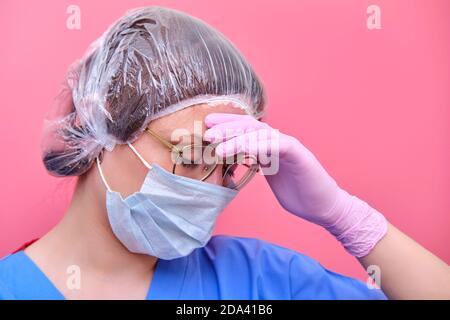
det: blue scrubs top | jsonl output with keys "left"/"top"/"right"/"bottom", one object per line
{"left": 0, "top": 235, "right": 387, "bottom": 300}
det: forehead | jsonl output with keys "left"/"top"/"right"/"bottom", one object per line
{"left": 149, "top": 102, "right": 248, "bottom": 135}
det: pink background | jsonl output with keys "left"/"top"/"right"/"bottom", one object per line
{"left": 0, "top": 0, "right": 449, "bottom": 281}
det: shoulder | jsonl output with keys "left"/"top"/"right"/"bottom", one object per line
{"left": 0, "top": 252, "right": 25, "bottom": 299}
{"left": 195, "top": 235, "right": 323, "bottom": 298}
{"left": 0, "top": 251, "right": 24, "bottom": 278}
{"left": 202, "top": 234, "right": 332, "bottom": 279}
{"left": 198, "top": 235, "right": 387, "bottom": 299}
{"left": 203, "top": 234, "right": 320, "bottom": 267}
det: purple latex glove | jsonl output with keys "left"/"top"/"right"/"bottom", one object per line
{"left": 204, "top": 113, "right": 387, "bottom": 258}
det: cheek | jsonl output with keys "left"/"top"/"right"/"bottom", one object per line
{"left": 100, "top": 149, "right": 148, "bottom": 197}
{"left": 133, "top": 140, "right": 174, "bottom": 172}
{"left": 150, "top": 151, "right": 176, "bottom": 173}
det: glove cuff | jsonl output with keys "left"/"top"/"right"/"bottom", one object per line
{"left": 322, "top": 189, "right": 388, "bottom": 258}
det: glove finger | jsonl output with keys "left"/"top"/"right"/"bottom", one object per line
{"left": 204, "top": 113, "right": 253, "bottom": 127}
{"left": 204, "top": 118, "right": 269, "bottom": 143}
{"left": 215, "top": 129, "right": 279, "bottom": 159}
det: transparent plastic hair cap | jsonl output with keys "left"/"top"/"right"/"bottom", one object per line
{"left": 41, "top": 6, "right": 266, "bottom": 177}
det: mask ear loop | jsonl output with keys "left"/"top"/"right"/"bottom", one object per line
{"left": 96, "top": 156, "right": 112, "bottom": 192}
{"left": 127, "top": 142, "right": 153, "bottom": 170}
{"left": 95, "top": 149, "right": 112, "bottom": 192}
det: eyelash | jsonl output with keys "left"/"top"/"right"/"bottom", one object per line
{"left": 180, "top": 163, "right": 235, "bottom": 177}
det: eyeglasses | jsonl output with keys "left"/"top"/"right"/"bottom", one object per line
{"left": 145, "top": 127, "right": 259, "bottom": 190}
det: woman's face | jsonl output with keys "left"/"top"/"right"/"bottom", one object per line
{"left": 96, "top": 103, "right": 247, "bottom": 197}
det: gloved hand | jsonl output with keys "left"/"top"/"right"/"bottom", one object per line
{"left": 204, "top": 113, "right": 388, "bottom": 258}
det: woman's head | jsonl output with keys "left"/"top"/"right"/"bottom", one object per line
{"left": 42, "top": 6, "right": 266, "bottom": 178}
{"left": 97, "top": 102, "right": 248, "bottom": 198}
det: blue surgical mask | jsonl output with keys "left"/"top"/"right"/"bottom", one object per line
{"left": 96, "top": 144, "right": 238, "bottom": 260}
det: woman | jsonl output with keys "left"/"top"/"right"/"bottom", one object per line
{"left": 0, "top": 6, "right": 448, "bottom": 300}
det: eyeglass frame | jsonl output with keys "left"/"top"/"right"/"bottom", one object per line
{"left": 144, "top": 127, "right": 259, "bottom": 190}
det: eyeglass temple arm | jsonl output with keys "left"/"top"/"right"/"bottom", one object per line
{"left": 145, "top": 127, "right": 181, "bottom": 153}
